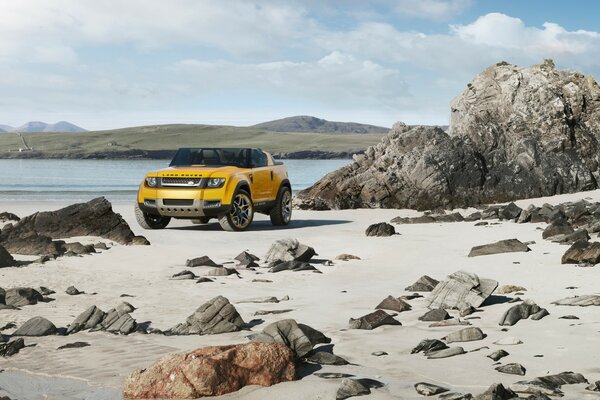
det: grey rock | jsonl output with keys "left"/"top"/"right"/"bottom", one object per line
{"left": 499, "top": 203, "right": 522, "bottom": 220}
{"left": 371, "top": 351, "right": 387, "bottom": 356}
{"left": 439, "top": 393, "right": 473, "bottom": 400}
{"left": 530, "top": 308, "right": 550, "bottom": 320}
{"left": 264, "top": 238, "right": 316, "bottom": 263}
{"left": 4, "top": 287, "right": 43, "bottom": 307}
{"left": 444, "top": 327, "right": 485, "bottom": 343}
{"left": 254, "top": 319, "right": 330, "bottom": 357}
{"left": 427, "top": 270, "right": 498, "bottom": 309}
{"left": 269, "top": 260, "right": 316, "bottom": 273}
{"left": 558, "top": 315, "right": 579, "bottom": 319}
{"left": 93, "top": 242, "right": 108, "bottom": 250}
{"left": 186, "top": 256, "right": 220, "bottom": 268}
{"left": 13, "top": 316, "right": 57, "bottom": 336}
{"left": 0, "top": 338, "right": 25, "bottom": 357}
{"left": 305, "top": 351, "right": 349, "bottom": 365}
{"left": 37, "top": 286, "right": 55, "bottom": 296}
{"left": 375, "top": 295, "right": 411, "bottom": 313}
{"left": 427, "top": 346, "right": 466, "bottom": 359}
{"left": 494, "top": 336, "right": 523, "bottom": 345}
{"left": 65, "top": 286, "right": 83, "bottom": 295}
{"left": 497, "top": 285, "right": 527, "bottom": 294}
{"left": 542, "top": 219, "right": 574, "bottom": 239}
{"left": 487, "top": 349, "right": 509, "bottom": 361}
{"left": 195, "top": 277, "right": 214, "bottom": 283}
{"left": 348, "top": 310, "right": 401, "bottom": 330}
{"left": 405, "top": 275, "right": 439, "bottom": 292}
{"left": 204, "top": 266, "right": 238, "bottom": 276}
{"left": 586, "top": 381, "right": 600, "bottom": 392}
{"left": 253, "top": 309, "right": 293, "bottom": 316}
{"left": 167, "top": 296, "right": 244, "bottom": 335}
{"left": 499, "top": 300, "right": 548, "bottom": 326}
{"left": 365, "top": 222, "right": 395, "bottom": 237}
{"left": 66, "top": 305, "right": 106, "bottom": 334}
{"left": 418, "top": 308, "right": 449, "bottom": 322}
{"left": 561, "top": 240, "right": 600, "bottom": 265}
{"left": 411, "top": 339, "right": 449, "bottom": 355}
{"left": 429, "top": 319, "right": 471, "bottom": 328}
{"left": 0, "top": 245, "right": 16, "bottom": 268}
{"left": 533, "top": 371, "right": 588, "bottom": 388}
{"left": 551, "top": 229, "right": 590, "bottom": 244}
{"left": 552, "top": 295, "right": 600, "bottom": 306}
{"left": 237, "top": 296, "right": 279, "bottom": 304}
{"left": 458, "top": 303, "right": 476, "bottom": 317}
{"left": 63, "top": 242, "right": 96, "bottom": 255}
{"left": 234, "top": 251, "right": 260, "bottom": 267}
{"left": 509, "top": 381, "right": 563, "bottom": 397}
{"left": 104, "top": 313, "right": 137, "bottom": 335}
{"left": 414, "top": 382, "right": 449, "bottom": 396}
{"left": 57, "top": 341, "right": 91, "bottom": 350}
{"left": 496, "top": 363, "right": 526, "bottom": 376}
{"left": 315, "top": 373, "right": 355, "bottom": 379}
{"left": 474, "top": 383, "right": 516, "bottom": 400}
{"left": 171, "top": 270, "right": 196, "bottom": 279}
{"left": 336, "top": 378, "right": 370, "bottom": 400}
{"left": 468, "top": 239, "right": 530, "bottom": 257}
{"left": 116, "top": 301, "right": 135, "bottom": 314}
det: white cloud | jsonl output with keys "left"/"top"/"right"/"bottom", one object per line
{"left": 392, "top": 0, "right": 473, "bottom": 20}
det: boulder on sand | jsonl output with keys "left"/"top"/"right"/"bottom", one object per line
{"left": 405, "top": 275, "right": 439, "bottom": 292}
{"left": 264, "top": 239, "right": 315, "bottom": 263}
{"left": 13, "top": 316, "right": 57, "bottom": 336}
{"left": 499, "top": 300, "right": 549, "bottom": 326}
{"left": 552, "top": 295, "right": 600, "bottom": 306}
{"left": 375, "top": 295, "right": 411, "bottom": 313}
{"left": 123, "top": 342, "right": 296, "bottom": 399}
{"left": 0, "top": 245, "right": 16, "bottom": 268}
{"left": 349, "top": 310, "right": 401, "bottom": 330}
{"left": 167, "top": 296, "right": 245, "bottom": 335}
{"left": 365, "top": 222, "right": 396, "bottom": 237}
{"left": 468, "top": 239, "right": 530, "bottom": 257}
{"left": 250, "top": 319, "right": 330, "bottom": 357}
{"left": 4, "top": 287, "right": 43, "bottom": 307}
{"left": 561, "top": 240, "right": 600, "bottom": 265}
{"left": 426, "top": 271, "right": 498, "bottom": 310}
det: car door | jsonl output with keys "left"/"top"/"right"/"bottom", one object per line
{"left": 249, "top": 149, "right": 271, "bottom": 202}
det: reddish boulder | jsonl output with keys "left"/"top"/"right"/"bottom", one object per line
{"left": 123, "top": 342, "right": 296, "bottom": 399}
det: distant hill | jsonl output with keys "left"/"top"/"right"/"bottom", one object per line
{"left": 0, "top": 121, "right": 87, "bottom": 133}
{"left": 252, "top": 115, "right": 389, "bottom": 134}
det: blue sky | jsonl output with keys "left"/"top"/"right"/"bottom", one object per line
{"left": 1, "top": 0, "right": 600, "bottom": 130}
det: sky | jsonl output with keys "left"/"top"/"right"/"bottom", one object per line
{"left": 1, "top": 0, "right": 600, "bottom": 130}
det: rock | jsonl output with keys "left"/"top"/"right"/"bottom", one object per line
{"left": 254, "top": 309, "right": 293, "bottom": 316}
{"left": 406, "top": 275, "right": 439, "bottom": 292}
{"left": 429, "top": 319, "right": 471, "bottom": 328}
{"left": 552, "top": 295, "right": 600, "bottom": 306}
{"left": 63, "top": 242, "right": 96, "bottom": 255}
{"left": 499, "top": 203, "right": 522, "bottom": 220}
{"left": 0, "top": 338, "right": 25, "bottom": 357}
{"left": 196, "top": 277, "right": 215, "bottom": 283}
{"left": 37, "top": 286, "right": 55, "bottom": 296}
{"left": 533, "top": 371, "right": 588, "bottom": 387}
{"left": 116, "top": 302, "right": 135, "bottom": 314}
{"left": 234, "top": 251, "right": 260, "bottom": 267}
{"left": 186, "top": 256, "right": 220, "bottom": 268}
{"left": 375, "top": 295, "right": 411, "bottom": 313}
{"left": 427, "top": 270, "right": 498, "bottom": 309}
{"left": 305, "top": 351, "right": 349, "bottom": 365}
{"left": 458, "top": 303, "right": 476, "bottom": 317}
{"left": 104, "top": 312, "right": 137, "bottom": 335}
{"left": 468, "top": 239, "right": 530, "bottom": 257}
{"left": 414, "top": 382, "right": 449, "bottom": 396}
{"left": 0, "top": 198, "right": 145, "bottom": 255}
{"left": 0, "top": 211, "right": 19, "bottom": 223}
{"left": 365, "top": 222, "right": 396, "bottom": 237}
{"left": 427, "top": 346, "right": 466, "bottom": 359}
{"left": 13, "top": 316, "right": 57, "bottom": 336}
{"left": 509, "top": 381, "right": 563, "bottom": 397}
{"left": 204, "top": 266, "right": 238, "bottom": 276}
{"left": 561, "top": 240, "right": 600, "bottom": 264}
{"left": 172, "top": 270, "right": 196, "bottom": 280}
{"left": 252, "top": 319, "right": 330, "bottom": 357}
{"left": 0, "top": 245, "right": 16, "bottom": 268}
{"left": 499, "top": 300, "right": 548, "bottom": 326}
{"left": 474, "top": 221, "right": 488, "bottom": 226}
{"left": 371, "top": 351, "right": 387, "bottom": 356}
{"left": 297, "top": 62, "right": 600, "bottom": 211}
{"left": 65, "top": 286, "right": 83, "bottom": 295}
{"left": 348, "top": 310, "right": 401, "bottom": 330}
{"left": 123, "top": 342, "right": 296, "bottom": 399}
{"left": 269, "top": 260, "right": 316, "bottom": 273}
{"left": 531, "top": 308, "right": 549, "bottom": 320}
{"left": 238, "top": 297, "right": 279, "bottom": 304}
{"left": 66, "top": 305, "right": 106, "bottom": 334}
{"left": 551, "top": 229, "right": 590, "bottom": 244}
{"left": 439, "top": 393, "right": 473, "bottom": 400}
{"left": 94, "top": 242, "right": 109, "bottom": 250}
{"left": 315, "top": 373, "right": 355, "bottom": 379}
{"left": 251, "top": 279, "right": 271, "bottom": 283}
{"left": 418, "top": 308, "right": 449, "bottom": 321}
{"left": 167, "top": 296, "right": 244, "bottom": 335}
{"left": 497, "top": 285, "right": 527, "bottom": 294}
{"left": 4, "top": 287, "right": 43, "bottom": 307}
{"left": 496, "top": 363, "right": 526, "bottom": 376}
{"left": 444, "top": 327, "right": 485, "bottom": 343}
{"left": 411, "top": 339, "right": 449, "bottom": 355}
{"left": 558, "top": 315, "right": 579, "bottom": 319}
{"left": 493, "top": 336, "right": 522, "bottom": 345}
{"left": 488, "top": 349, "right": 509, "bottom": 361}
{"left": 336, "top": 378, "right": 370, "bottom": 400}
{"left": 543, "top": 219, "right": 574, "bottom": 239}
{"left": 474, "top": 383, "right": 516, "bottom": 400}
{"left": 586, "top": 381, "right": 600, "bottom": 392}
{"left": 335, "top": 254, "right": 361, "bottom": 261}
{"left": 264, "top": 239, "right": 316, "bottom": 263}
{"left": 57, "top": 341, "right": 91, "bottom": 350}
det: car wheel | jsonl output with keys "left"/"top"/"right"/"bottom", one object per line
{"left": 219, "top": 189, "right": 254, "bottom": 231}
{"left": 134, "top": 202, "right": 171, "bottom": 229}
{"left": 270, "top": 186, "right": 292, "bottom": 226}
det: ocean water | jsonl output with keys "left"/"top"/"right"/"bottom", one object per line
{"left": 0, "top": 159, "right": 348, "bottom": 202}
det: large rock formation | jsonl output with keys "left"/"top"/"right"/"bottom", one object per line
{"left": 296, "top": 60, "right": 600, "bottom": 210}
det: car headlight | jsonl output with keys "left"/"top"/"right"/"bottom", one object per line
{"left": 206, "top": 178, "right": 225, "bottom": 188}
{"left": 145, "top": 177, "right": 158, "bottom": 187}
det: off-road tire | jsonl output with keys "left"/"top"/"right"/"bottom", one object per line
{"left": 134, "top": 202, "right": 171, "bottom": 229}
{"left": 270, "top": 186, "right": 292, "bottom": 226}
{"left": 219, "top": 189, "right": 254, "bottom": 231}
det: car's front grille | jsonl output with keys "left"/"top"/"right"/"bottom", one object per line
{"left": 160, "top": 177, "right": 204, "bottom": 187}
{"left": 163, "top": 199, "right": 194, "bottom": 206}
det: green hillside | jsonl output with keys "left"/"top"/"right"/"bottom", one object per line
{"left": 0, "top": 124, "right": 386, "bottom": 158}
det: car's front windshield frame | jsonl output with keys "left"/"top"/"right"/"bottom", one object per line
{"left": 169, "top": 148, "right": 252, "bottom": 168}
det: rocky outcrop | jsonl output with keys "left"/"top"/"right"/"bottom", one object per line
{"left": 426, "top": 271, "right": 497, "bottom": 309}
{"left": 66, "top": 302, "right": 137, "bottom": 335}
{"left": 0, "top": 198, "right": 147, "bottom": 255}
{"left": 250, "top": 319, "right": 331, "bottom": 358}
{"left": 296, "top": 61, "right": 600, "bottom": 210}
{"left": 123, "top": 342, "right": 296, "bottom": 399}
{"left": 167, "top": 296, "right": 244, "bottom": 335}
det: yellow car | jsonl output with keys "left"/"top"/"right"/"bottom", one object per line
{"left": 135, "top": 147, "right": 292, "bottom": 231}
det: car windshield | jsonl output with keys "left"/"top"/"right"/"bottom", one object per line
{"left": 169, "top": 148, "right": 250, "bottom": 167}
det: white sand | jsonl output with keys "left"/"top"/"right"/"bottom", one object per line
{"left": 2, "top": 190, "right": 600, "bottom": 399}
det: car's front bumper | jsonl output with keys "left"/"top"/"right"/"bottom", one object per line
{"left": 139, "top": 198, "right": 230, "bottom": 218}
